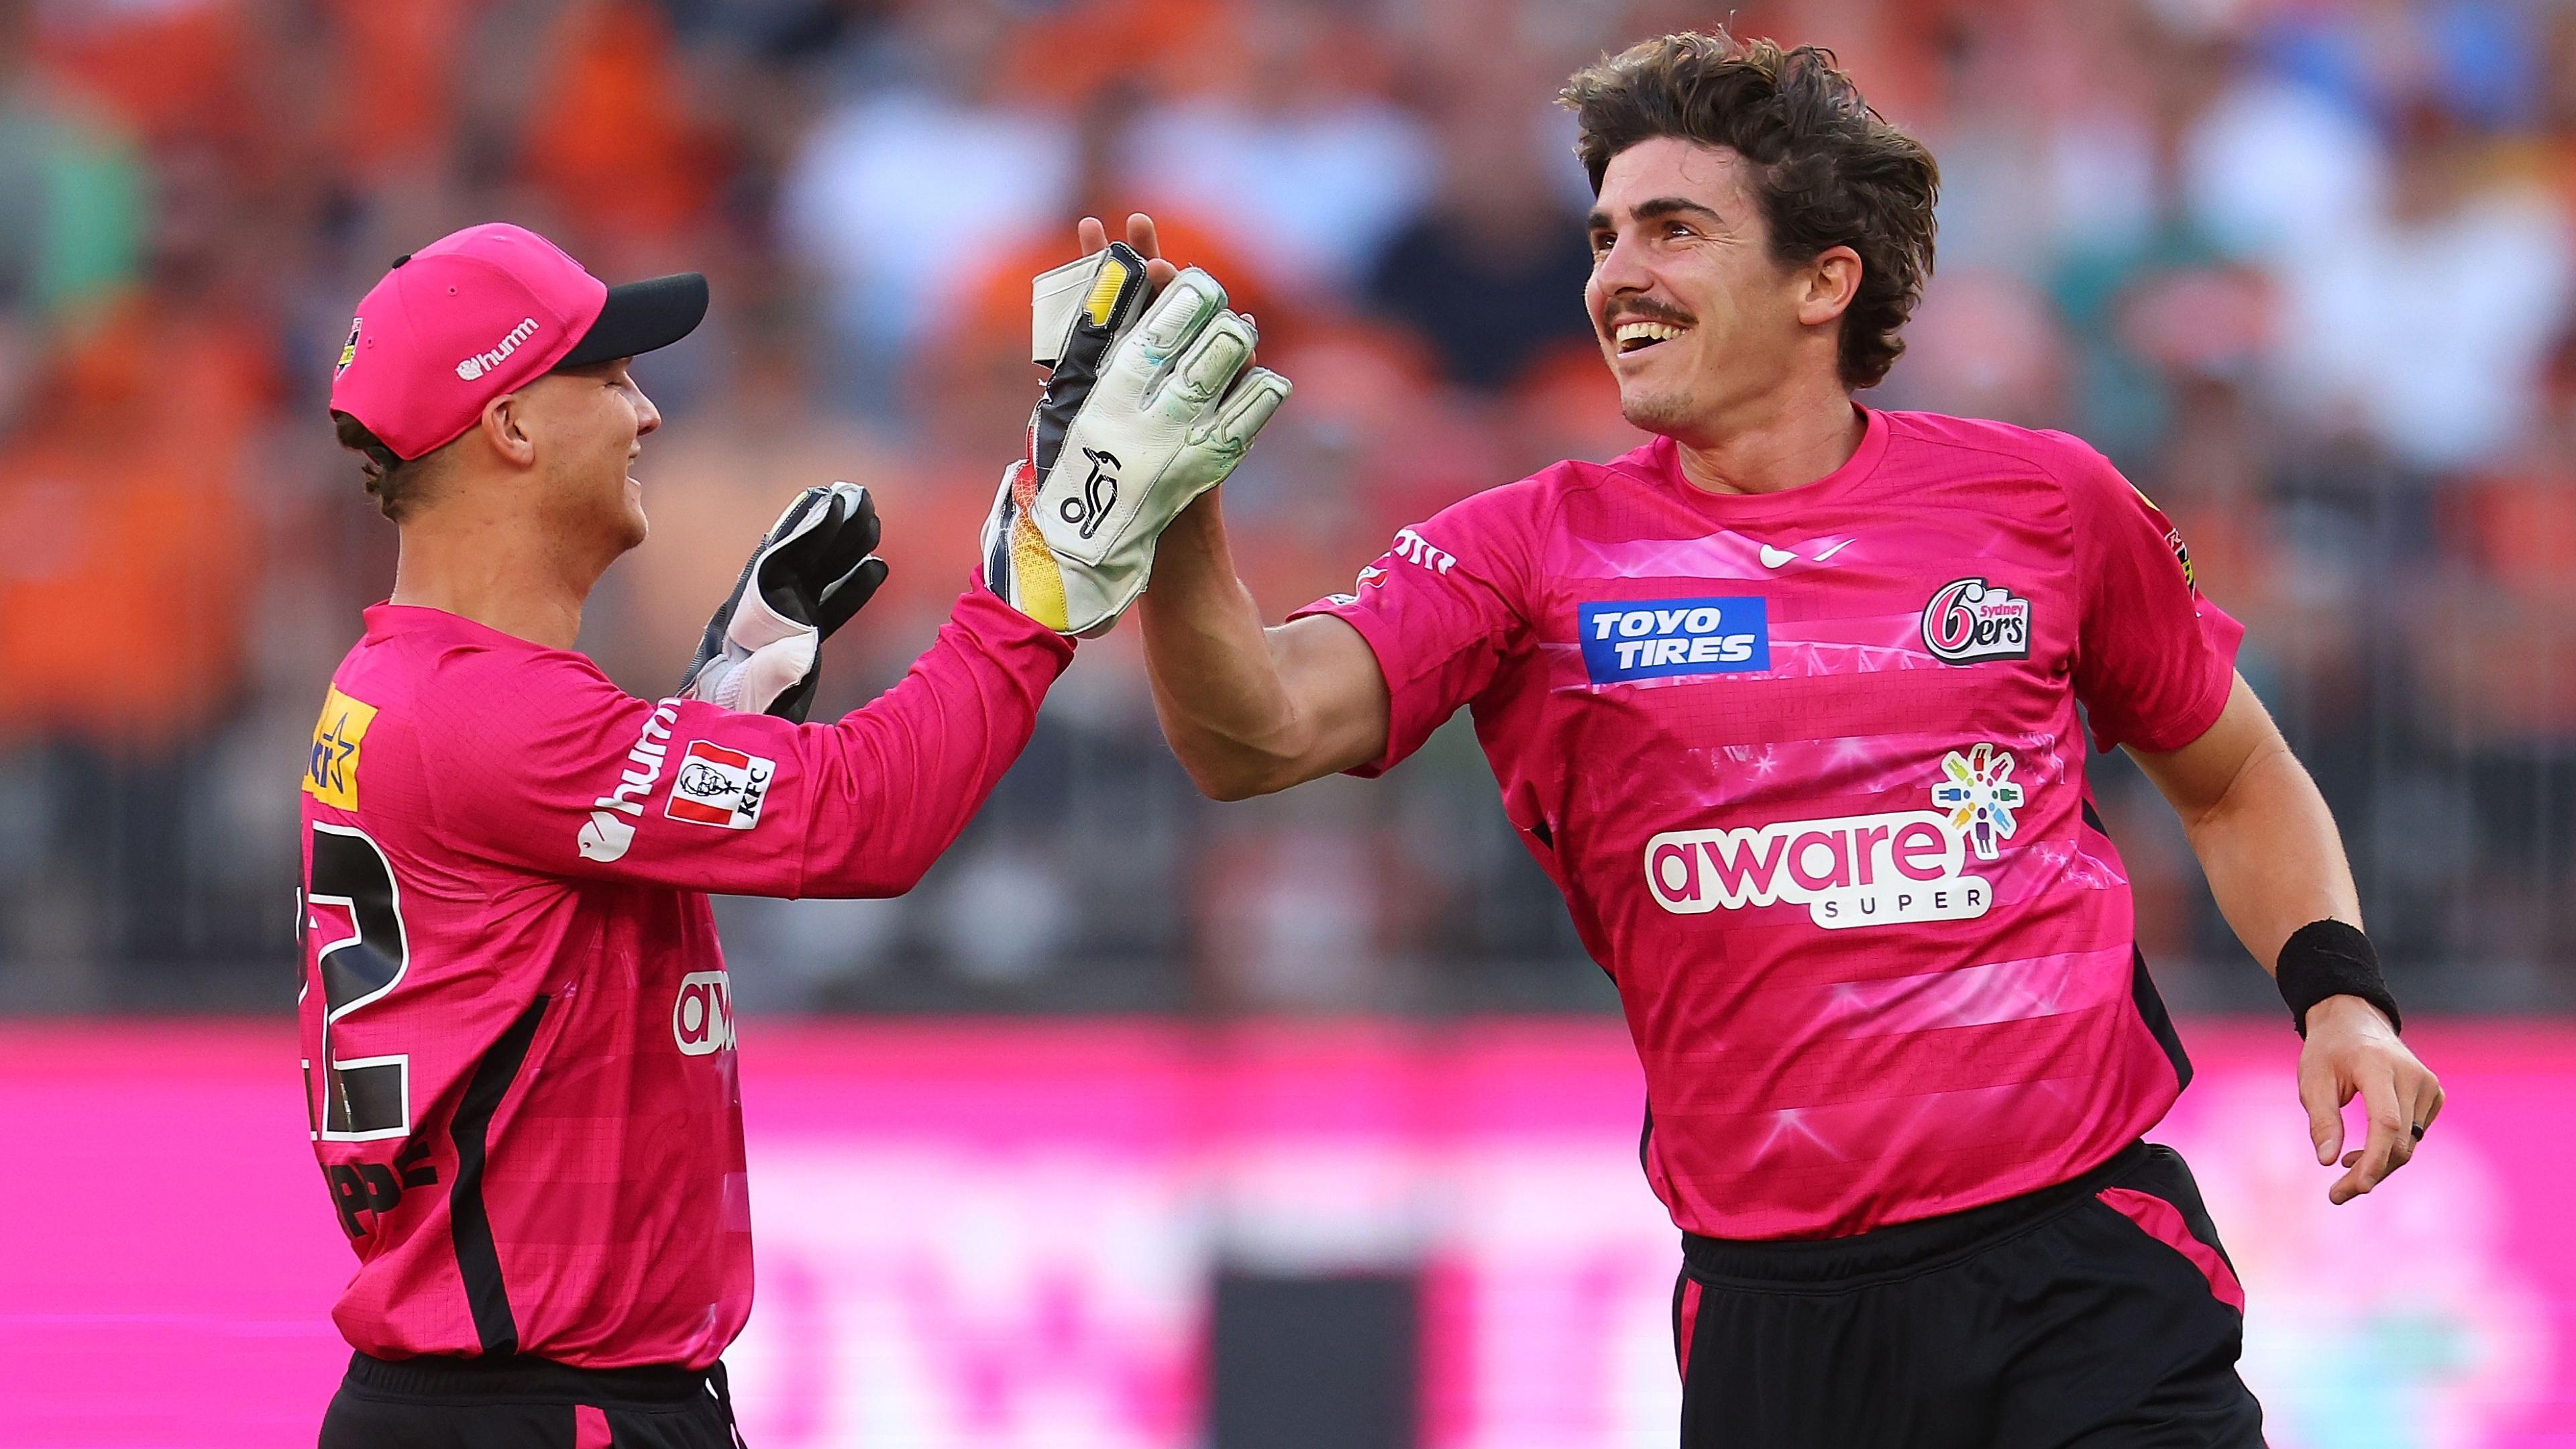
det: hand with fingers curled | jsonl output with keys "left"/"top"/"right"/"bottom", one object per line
{"left": 982, "top": 224, "right": 1292, "bottom": 638}
{"left": 680, "top": 482, "right": 888, "bottom": 722}
{"left": 2298, "top": 997, "right": 2444, "bottom": 1204}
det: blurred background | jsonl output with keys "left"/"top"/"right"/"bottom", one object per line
{"left": 3, "top": 0, "right": 2575, "bottom": 1445}
{"left": 6, "top": 0, "right": 2576, "bottom": 1017}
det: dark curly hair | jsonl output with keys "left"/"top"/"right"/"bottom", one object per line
{"left": 331, "top": 410, "right": 433, "bottom": 523}
{"left": 1560, "top": 31, "right": 1939, "bottom": 390}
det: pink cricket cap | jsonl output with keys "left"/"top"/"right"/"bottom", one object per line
{"left": 327, "top": 222, "right": 708, "bottom": 460}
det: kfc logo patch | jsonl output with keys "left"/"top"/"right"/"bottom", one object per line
{"left": 663, "top": 741, "right": 774, "bottom": 830}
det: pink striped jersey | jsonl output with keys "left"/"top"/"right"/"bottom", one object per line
{"left": 297, "top": 585, "right": 1071, "bottom": 1366}
{"left": 1292, "top": 407, "right": 2243, "bottom": 1239}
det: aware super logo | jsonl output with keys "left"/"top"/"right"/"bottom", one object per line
{"left": 673, "top": 970, "right": 735, "bottom": 1056}
{"left": 1643, "top": 746, "right": 2027, "bottom": 930}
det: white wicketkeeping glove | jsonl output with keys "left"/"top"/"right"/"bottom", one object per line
{"left": 983, "top": 244, "right": 1292, "bottom": 637}
{"left": 678, "top": 482, "right": 888, "bottom": 721}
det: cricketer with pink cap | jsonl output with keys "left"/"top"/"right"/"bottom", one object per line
{"left": 329, "top": 221, "right": 709, "bottom": 460}
{"left": 299, "top": 217, "right": 1095, "bottom": 1448}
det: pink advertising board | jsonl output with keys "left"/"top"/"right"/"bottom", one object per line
{"left": 1, "top": 1019, "right": 2567, "bottom": 1447}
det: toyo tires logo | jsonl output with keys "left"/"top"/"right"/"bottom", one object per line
{"left": 1643, "top": 747, "right": 2025, "bottom": 929}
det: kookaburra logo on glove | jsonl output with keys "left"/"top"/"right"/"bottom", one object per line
{"left": 982, "top": 243, "right": 1292, "bottom": 637}
{"left": 1065, "top": 448, "right": 1120, "bottom": 541}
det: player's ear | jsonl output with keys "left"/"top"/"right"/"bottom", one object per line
{"left": 1799, "top": 246, "right": 1862, "bottom": 328}
{"left": 480, "top": 391, "right": 537, "bottom": 468}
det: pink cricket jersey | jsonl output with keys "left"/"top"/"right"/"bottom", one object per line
{"left": 1293, "top": 407, "right": 2243, "bottom": 1239}
{"left": 296, "top": 585, "right": 1071, "bottom": 1366}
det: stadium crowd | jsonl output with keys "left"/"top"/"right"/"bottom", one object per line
{"left": 0, "top": 0, "right": 2570, "bottom": 1014}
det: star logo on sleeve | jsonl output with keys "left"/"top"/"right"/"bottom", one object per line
{"left": 303, "top": 686, "right": 380, "bottom": 810}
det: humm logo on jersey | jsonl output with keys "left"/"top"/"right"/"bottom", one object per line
{"left": 1578, "top": 597, "right": 1769, "bottom": 684}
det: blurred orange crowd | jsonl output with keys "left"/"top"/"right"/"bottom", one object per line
{"left": 3, "top": 0, "right": 2573, "bottom": 1005}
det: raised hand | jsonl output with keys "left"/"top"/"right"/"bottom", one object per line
{"left": 1078, "top": 213, "right": 1179, "bottom": 294}
{"left": 679, "top": 482, "right": 888, "bottom": 721}
{"left": 983, "top": 244, "right": 1291, "bottom": 637}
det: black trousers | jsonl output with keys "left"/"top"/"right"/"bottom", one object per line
{"left": 318, "top": 1350, "right": 745, "bottom": 1448}
{"left": 1676, "top": 1142, "right": 2264, "bottom": 1448}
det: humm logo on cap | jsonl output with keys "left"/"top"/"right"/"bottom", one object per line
{"left": 455, "top": 317, "right": 541, "bottom": 381}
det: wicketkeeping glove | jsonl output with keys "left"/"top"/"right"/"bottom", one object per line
{"left": 679, "top": 482, "right": 888, "bottom": 722}
{"left": 983, "top": 244, "right": 1292, "bottom": 637}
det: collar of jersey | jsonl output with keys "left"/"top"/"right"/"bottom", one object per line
{"left": 364, "top": 600, "right": 571, "bottom": 656}
{"left": 1636, "top": 404, "right": 1890, "bottom": 520}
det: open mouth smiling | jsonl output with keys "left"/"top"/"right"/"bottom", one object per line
{"left": 1613, "top": 319, "right": 1689, "bottom": 355}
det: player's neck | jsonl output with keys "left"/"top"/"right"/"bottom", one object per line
{"left": 1670, "top": 380, "right": 1864, "bottom": 498}
{"left": 388, "top": 507, "right": 598, "bottom": 651}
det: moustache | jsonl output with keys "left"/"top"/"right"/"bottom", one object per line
{"left": 1601, "top": 301, "right": 1697, "bottom": 329}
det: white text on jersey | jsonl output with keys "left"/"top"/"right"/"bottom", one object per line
{"left": 1391, "top": 527, "right": 1456, "bottom": 574}
{"left": 579, "top": 700, "right": 683, "bottom": 863}
{"left": 1644, "top": 810, "right": 1992, "bottom": 929}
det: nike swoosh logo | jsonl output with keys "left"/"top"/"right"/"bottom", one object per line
{"left": 1758, "top": 545, "right": 1797, "bottom": 568}
{"left": 1812, "top": 538, "right": 1855, "bottom": 562}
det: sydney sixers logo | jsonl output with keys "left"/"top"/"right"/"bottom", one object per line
{"left": 1921, "top": 578, "right": 2031, "bottom": 663}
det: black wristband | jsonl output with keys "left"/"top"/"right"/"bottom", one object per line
{"left": 2275, "top": 920, "right": 2402, "bottom": 1037}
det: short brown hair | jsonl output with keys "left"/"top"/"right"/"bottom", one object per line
{"left": 1561, "top": 31, "right": 1939, "bottom": 389}
{"left": 332, "top": 411, "right": 433, "bottom": 522}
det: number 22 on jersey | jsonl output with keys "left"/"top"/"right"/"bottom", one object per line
{"left": 301, "top": 823, "right": 411, "bottom": 1142}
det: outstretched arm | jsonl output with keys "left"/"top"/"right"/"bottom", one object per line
{"left": 418, "top": 582, "right": 1071, "bottom": 900}
{"left": 2129, "top": 674, "right": 2445, "bottom": 1203}
{"left": 784, "top": 586, "right": 1073, "bottom": 895}
{"left": 1136, "top": 494, "right": 1389, "bottom": 800}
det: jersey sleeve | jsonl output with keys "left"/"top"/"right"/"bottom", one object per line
{"left": 2062, "top": 444, "right": 2245, "bottom": 753}
{"left": 1285, "top": 482, "right": 1541, "bottom": 776}
{"left": 411, "top": 585, "right": 1073, "bottom": 898}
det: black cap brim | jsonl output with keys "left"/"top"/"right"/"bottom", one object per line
{"left": 557, "top": 272, "right": 708, "bottom": 370}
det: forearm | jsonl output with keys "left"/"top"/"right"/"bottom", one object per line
{"left": 2173, "top": 735, "right": 2361, "bottom": 972}
{"left": 2132, "top": 682, "right": 2434, "bottom": 1199}
{"left": 1137, "top": 494, "right": 1385, "bottom": 800}
{"left": 1136, "top": 498, "right": 1309, "bottom": 797}
{"left": 799, "top": 585, "right": 1074, "bottom": 896}
{"left": 2193, "top": 731, "right": 2440, "bottom": 1202}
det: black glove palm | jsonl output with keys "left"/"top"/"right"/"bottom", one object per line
{"left": 678, "top": 482, "right": 889, "bottom": 722}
